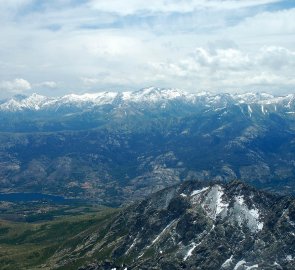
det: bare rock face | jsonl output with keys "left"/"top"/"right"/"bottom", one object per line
{"left": 54, "top": 180, "right": 295, "bottom": 270}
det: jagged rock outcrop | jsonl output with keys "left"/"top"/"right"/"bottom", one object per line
{"left": 51, "top": 180, "right": 295, "bottom": 269}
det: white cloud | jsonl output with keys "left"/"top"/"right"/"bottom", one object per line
{"left": 0, "top": 1, "right": 294, "bottom": 96}
{"left": 223, "top": 8, "right": 295, "bottom": 48}
{"left": 81, "top": 77, "right": 100, "bottom": 86}
{"left": 84, "top": 34, "right": 145, "bottom": 57}
{"left": 193, "top": 47, "right": 251, "bottom": 70}
{"left": 258, "top": 46, "right": 295, "bottom": 69}
{"left": 37, "top": 81, "right": 57, "bottom": 88}
{"left": 0, "top": 0, "right": 33, "bottom": 11}
{"left": 149, "top": 46, "right": 295, "bottom": 93}
{"left": 0, "top": 78, "right": 31, "bottom": 95}
{"left": 89, "top": 0, "right": 282, "bottom": 15}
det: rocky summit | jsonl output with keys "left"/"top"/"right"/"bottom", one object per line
{"left": 46, "top": 180, "right": 295, "bottom": 270}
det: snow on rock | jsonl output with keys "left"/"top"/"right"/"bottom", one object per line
{"left": 57, "top": 92, "right": 118, "bottom": 106}
{"left": 231, "top": 196, "right": 264, "bottom": 232}
{"left": 286, "top": 255, "right": 293, "bottom": 261}
{"left": 288, "top": 218, "right": 295, "bottom": 226}
{"left": 0, "top": 92, "right": 119, "bottom": 111}
{"left": 183, "top": 242, "right": 198, "bottom": 261}
{"left": 273, "top": 262, "right": 281, "bottom": 267}
{"left": 191, "top": 187, "right": 209, "bottom": 197}
{"left": 221, "top": 255, "right": 233, "bottom": 268}
{"left": 183, "top": 223, "right": 215, "bottom": 261}
{"left": 235, "top": 92, "right": 274, "bottom": 104}
{"left": 151, "top": 220, "right": 175, "bottom": 244}
{"left": 286, "top": 94, "right": 294, "bottom": 108}
{"left": 247, "top": 105, "right": 252, "bottom": 117}
{"left": 190, "top": 185, "right": 263, "bottom": 233}
{"left": 121, "top": 91, "right": 133, "bottom": 101}
{"left": 215, "top": 188, "right": 229, "bottom": 216}
{"left": 201, "top": 185, "right": 229, "bottom": 219}
{"left": 233, "top": 260, "right": 246, "bottom": 270}
{"left": 236, "top": 195, "right": 245, "bottom": 205}
{"left": 0, "top": 99, "right": 23, "bottom": 111}
{"left": 21, "top": 93, "right": 48, "bottom": 110}
{"left": 120, "top": 87, "right": 191, "bottom": 103}
{"left": 138, "top": 219, "right": 176, "bottom": 258}
{"left": 1, "top": 89, "right": 294, "bottom": 113}
{"left": 261, "top": 105, "right": 266, "bottom": 114}
{"left": 0, "top": 93, "right": 49, "bottom": 111}
{"left": 125, "top": 236, "right": 138, "bottom": 254}
{"left": 245, "top": 264, "right": 259, "bottom": 269}
{"left": 249, "top": 208, "right": 264, "bottom": 231}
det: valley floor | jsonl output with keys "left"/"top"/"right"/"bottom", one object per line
{"left": 0, "top": 203, "right": 118, "bottom": 270}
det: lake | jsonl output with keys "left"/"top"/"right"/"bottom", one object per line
{"left": 0, "top": 192, "right": 79, "bottom": 204}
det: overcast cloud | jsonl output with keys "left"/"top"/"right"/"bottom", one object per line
{"left": 0, "top": 0, "right": 294, "bottom": 98}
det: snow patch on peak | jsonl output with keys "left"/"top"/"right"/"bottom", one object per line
{"left": 286, "top": 255, "right": 293, "bottom": 261}
{"left": 233, "top": 260, "right": 246, "bottom": 270}
{"left": 235, "top": 195, "right": 245, "bottom": 205}
{"left": 0, "top": 93, "right": 49, "bottom": 111}
{"left": 191, "top": 187, "right": 209, "bottom": 196}
{"left": 247, "top": 105, "right": 252, "bottom": 117}
{"left": 221, "top": 255, "right": 233, "bottom": 268}
{"left": 62, "top": 92, "right": 117, "bottom": 104}
{"left": 261, "top": 105, "right": 266, "bottom": 114}
{"left": 121, "top": 91, "right": 133, "bottom": 101}
{"left": 246, "top": 264, "right": 259, "bottom": 269}
{"left": 195, "top": 91, "right": 211, "bottom": 97}
{"left": 22, "top": 93, "right": 48, "bottom": 109}
{"left": 201, "top": 185, "right": 229, "bottom": 219}
{"left": 231, "top": 197, "right": 264, "bottom": 233}
{"left": 1, "top": 89, "right": 294, "bottom": 112}
{"left": 0, "top": 99, "right": 23, "bottom": 111}
{"left": 121, "top": 87, "right": 192, "bottom": 103}
{"left": 235, "top": 92, "right": 274, "bottom": 104}
{"left": 215, "top": 186, "right": 229, "bottom": 216}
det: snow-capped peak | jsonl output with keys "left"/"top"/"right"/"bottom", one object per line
{"left": 0, "top": 93, "right": 49, "bottom": 111}
{"left": 120, "top": 87, "right": 194, "bottom": 103}
{"left": 58, "top": 91, "right": 118, "bottom": 106}
{"left": 235, "top": 92, "right": 275, "bottom": 104}
{"left": 0, "top": 88, "right": 294, "bottom": 112}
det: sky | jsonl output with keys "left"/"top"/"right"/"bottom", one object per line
{"left": 0, "top": 0, "right": 294, "bottom": 98}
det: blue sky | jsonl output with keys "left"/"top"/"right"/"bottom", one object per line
{"left": 0, "top": 0, "right": 294, "bottom": 97}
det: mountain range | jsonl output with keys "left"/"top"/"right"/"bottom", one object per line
{"left": 0, "top": 88, "right": 294, "bottom": 114}
{"left": 0, "top": 87, "right": 295, "bottom": 205}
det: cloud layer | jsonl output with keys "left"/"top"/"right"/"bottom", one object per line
{"left": 0, "top": 0, "right": 294, "bottom": 97}
{"left": 89, "top": 0, "right": 283, "bottom": 14}
{"left": 0, "top": 78, "right": 31, "bottom": 95}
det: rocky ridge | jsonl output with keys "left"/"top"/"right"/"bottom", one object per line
{"left": 47, "top": 180, "right": 295, "bottom": 270}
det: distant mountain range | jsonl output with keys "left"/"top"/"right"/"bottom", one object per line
{"left": 42, "top": 180, "right": 295, "bottom": 269}
{"left": 0, "top": 87, "right": 294, "bottom": 114}
{"left": 0, "top": 87, "right": 295, "bottom": 205}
